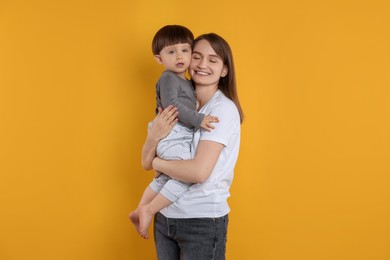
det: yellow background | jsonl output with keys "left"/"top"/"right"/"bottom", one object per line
{"left": 1, "top": 0, "right": 389, "bottom": 259}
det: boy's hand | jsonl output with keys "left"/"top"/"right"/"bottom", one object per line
{"left": 200, "top": 115, "right": 219, "bottom": 132}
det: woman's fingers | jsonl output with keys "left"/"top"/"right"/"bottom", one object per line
{"left": 170, "top": 118, "right": 179, "bottom": 127}
{"left": 150, "top": 106, "right": 178, "bottom": 140}
{"left": 160, "top": 105, "right": 177, "bottom": 120}
{"left": 156, "top": 107, "right": 163, "bottom": 115}
{"left": 157, "top": 105, "right": 178, "bottom": 124}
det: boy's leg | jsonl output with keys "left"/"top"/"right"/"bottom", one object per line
{"left": 138, "top": 178, "right": 191, "bottom": 239}
{"left": 138, "top": 193, "right": 172, "bottom": 239}
{"left": 160, "top": 179, "right": 191, "bottom": 202}
{"left": 139, "top": 186, "right": 159, "bottom": 206}
{"left": 129, "top": 174, "right": 170, "bottom": 234}
{"left": 129, "top": 186, "right": 158, "bottom": 234}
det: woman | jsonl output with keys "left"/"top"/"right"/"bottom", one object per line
{"left": 142, "top": 33, "right": 244, "bottom": 260}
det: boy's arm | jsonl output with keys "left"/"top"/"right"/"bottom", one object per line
{"left": 159, "top": 73, "right": 205, "bottom": 130}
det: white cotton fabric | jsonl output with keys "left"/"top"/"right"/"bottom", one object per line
{"left": 160, "top": 90, "right": 241, "bottom": 218}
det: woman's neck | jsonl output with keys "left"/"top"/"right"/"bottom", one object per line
{"left": 196, "top": 85, "right": 218, "bottom": 109}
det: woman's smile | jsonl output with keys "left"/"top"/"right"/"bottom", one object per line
{"left": 194, "top": 70, "right": 210, "bottom": 76}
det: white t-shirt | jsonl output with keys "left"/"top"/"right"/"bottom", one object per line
{"left": 160, "top": 90, "right": 241, "bottom": 218}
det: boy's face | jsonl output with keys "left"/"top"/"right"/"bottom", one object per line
{"left": 155, "top": 43, "right": 192, "bottom": 78}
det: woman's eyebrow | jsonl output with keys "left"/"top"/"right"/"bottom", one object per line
{"left": 209, "top": 54, "right": 220, "bottom": 58}
{"left": 192, "top": 51, "right": 220, "bottom": 59}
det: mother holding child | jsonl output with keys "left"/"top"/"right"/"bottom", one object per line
{"left": 130, "top": 24, "right": 244, "bottom": 260}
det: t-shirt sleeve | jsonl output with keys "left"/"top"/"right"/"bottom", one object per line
{"left": 159, "top": 73, "right": 204, "bottom": 130}
{"left": 200, "top": 100, "right": 240, "bottom": 146}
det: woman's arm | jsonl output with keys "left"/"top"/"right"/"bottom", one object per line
{"left": 152, "top": 140, "right": 224, "bottom": 183}
{"left": 141, "top": 105, "right": 178, "bottom": 170}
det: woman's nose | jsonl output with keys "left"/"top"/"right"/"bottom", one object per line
{"left": 197, "top": 58, "right": 207, "bottom": 68}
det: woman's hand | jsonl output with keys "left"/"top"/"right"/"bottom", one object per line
{"left": 141, "top": 105, "right": 178, "bottom": 170}
{"left": 149, "top": 105, "right": 179, "bottom": 142}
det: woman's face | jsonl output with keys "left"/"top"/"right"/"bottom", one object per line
{"left": 189, "top": 39, "right": 227, "bottom": 88}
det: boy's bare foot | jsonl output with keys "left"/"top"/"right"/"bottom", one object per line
{"left": 129, "top": 209, "right": 141, "bottom": 234}
{"left": 138, "top": 204, "right": 154, "bottom": 239}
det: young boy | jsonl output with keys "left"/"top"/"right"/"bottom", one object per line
{"left": 129, "top": 25, "right": 218, "bottom": 239}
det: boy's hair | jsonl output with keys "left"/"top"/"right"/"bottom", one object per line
{"left": 152, "top": 25, "right": 194, "bottom": 55}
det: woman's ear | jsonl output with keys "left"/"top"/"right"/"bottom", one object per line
{"left": 221, "top": 65, "right": 228, "bottom": 77}
{"left": 154, "top": 55, "right": 163, "bottom": 64}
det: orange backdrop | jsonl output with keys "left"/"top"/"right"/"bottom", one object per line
{"left": 1, "top": 0, "right": 389, "bottom": 259}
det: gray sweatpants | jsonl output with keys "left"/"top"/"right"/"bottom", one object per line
{"left": 148, "top": 122, "right": 193, "bottom": 202}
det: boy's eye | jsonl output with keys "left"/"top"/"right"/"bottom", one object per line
{"left": 168, "top": 50, "right": 174, "bottom": 54}
{"left": 183, "top": 49, "right": 189, "bottom": 53}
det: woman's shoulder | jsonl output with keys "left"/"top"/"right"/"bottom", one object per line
{"left": 209, "top": 91, "right": 240, "bottom": 118}
{"left": 213, "top": 91, "right": 238, "bottom": 108}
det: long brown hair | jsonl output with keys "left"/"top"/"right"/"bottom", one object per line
{"left": 193, "top": 33, "right": 244, "bottom": 123}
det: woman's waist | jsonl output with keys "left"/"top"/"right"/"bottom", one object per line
{"left": 160, "top": 199, "right": 230, "bottom": 219}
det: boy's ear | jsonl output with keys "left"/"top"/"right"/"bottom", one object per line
{"left": 221, "top": 65, "right": 228, "bottom": 77}
{"left": 154, "top": 55, "right": 163, "bottom": 64}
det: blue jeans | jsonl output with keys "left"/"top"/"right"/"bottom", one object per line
{"left": 154, "top": 212, "right": 229, "bottom": 260}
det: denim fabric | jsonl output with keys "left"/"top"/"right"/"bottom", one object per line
{"left": 154, "top": 212, "right": 228, "bottom": 260}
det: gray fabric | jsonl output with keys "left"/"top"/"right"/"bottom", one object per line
{"left": 156, "top": 71, "right": 204, "bottom": 130}
{"left": 149, "top": 71, "right": 205, "bottom": 203}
